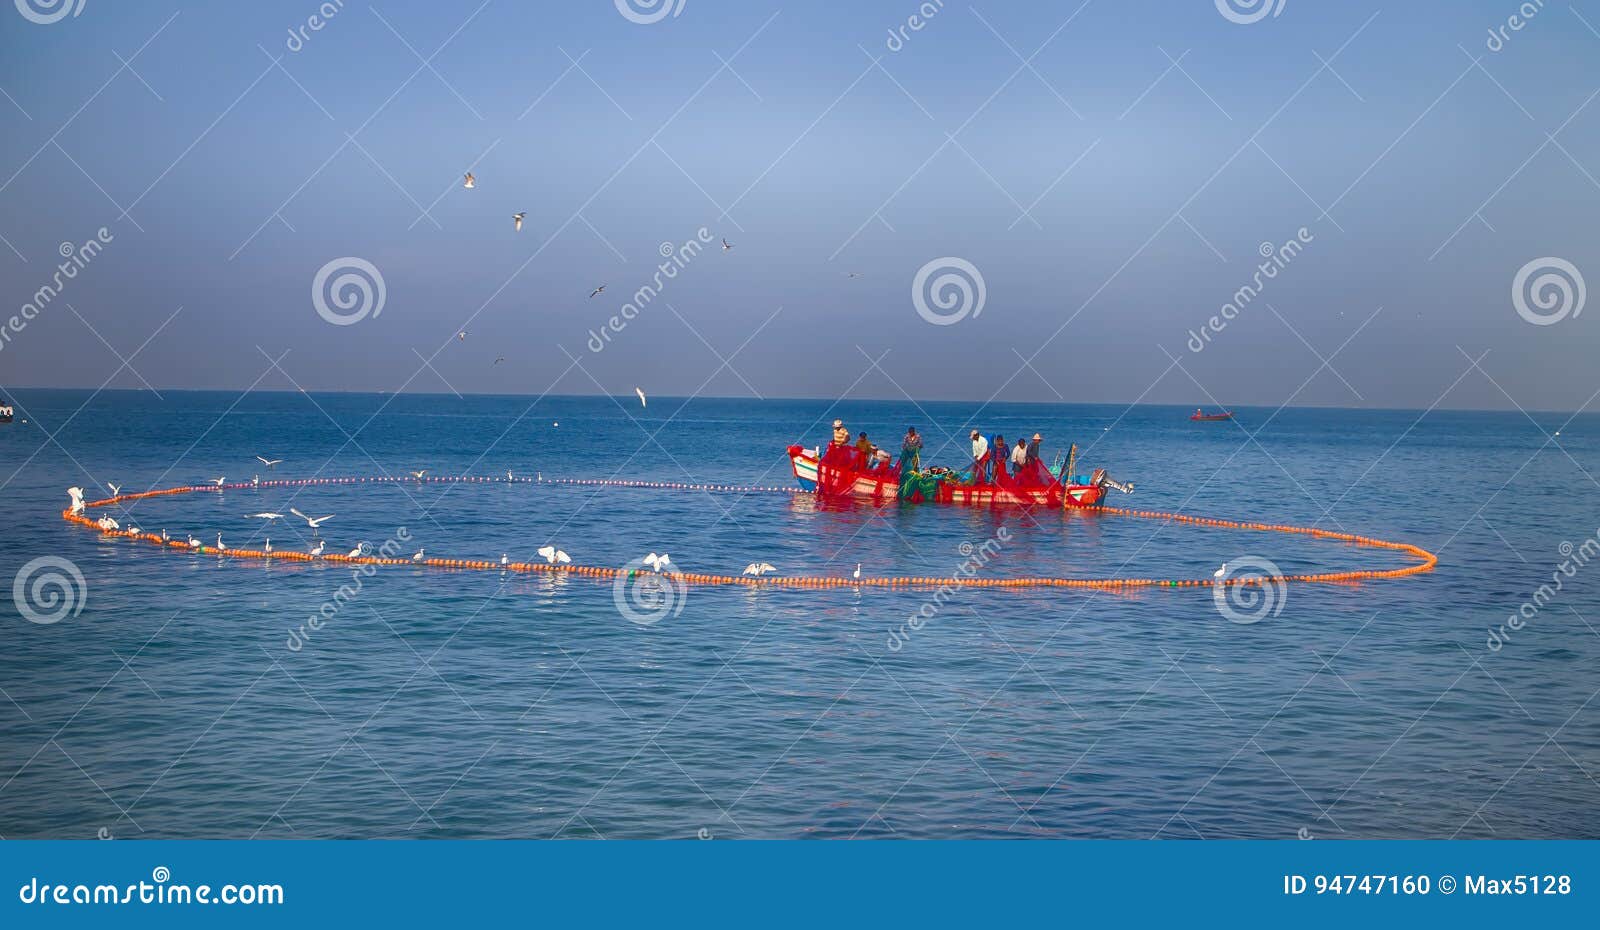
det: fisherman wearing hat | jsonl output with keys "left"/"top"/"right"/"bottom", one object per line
{"left": 831, "top": 419, "right": 849, "bottom": 446}
{"left": 970, "top": 429, "right": 990, "bottom": 484}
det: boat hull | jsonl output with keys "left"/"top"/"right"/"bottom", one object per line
{"left": 788, "top": 446, "right": 1104, "bottom": 507}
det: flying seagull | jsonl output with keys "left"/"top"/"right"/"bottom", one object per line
{"left": 513, "top": 212, "right": 525, "bottom": 232}
{"left": 457, "top": 331, "right": 467, "bottom": 341}
{"left": 255, "top": 456, "right": 282, "bottom": 468}
{"left": 107, "top": 482, "right": 121, "bottom": 496}
{"left": 493, "top": 356, "right": 505, "bottom": 366}
{"left": 67, "top": 487, "right": 85, "bottom": 514}
{"left": 588, "top": 285, "right": 605, "bottom": 298}
{"left": 251, "top": 512, "right": 284, "bottom": 522}
{"left": 463, "top": 172, "right": 475, "bottom": 189}
{"left": 289, "top": 507, "right": 334, "bottom": 532}
{"left": 643, "top": 552, "right": 672, "bottom": 572}
{"left": 410, "top": 470, "right": 427, "bottom": 480}
{"left": 846, "top": 272, "right": 864, "bottom": 278}
{"left": 210, "top": 476, "right": 227, "bottom": 487}
{"left": 537, "top": 545, "right": 571, "bottom": 564}
{"left": 635, "top": 387, "right": 647, "bottom": 408}
{"left": 742, "top": 562, "right": 776, "bottom": 576}
{"left": 721, "top": 237, "right": 733, "bottom": 251}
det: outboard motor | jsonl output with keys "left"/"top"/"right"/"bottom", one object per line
{"left": 1090, "top": 468, "right": 1135, "bottom": 495}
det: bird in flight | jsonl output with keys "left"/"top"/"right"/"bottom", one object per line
{"left": 635, "top": 387, "right": 647, "bottom": 408}
{"left": 537, "top": 545, "right": 571, "bottom": 564}
{"left": 107, "top": 482, "right": 121, "bottom": 496}
{"left": 721, "top": 237, "right": 733, "bottom": 251}
{"left": 410, "top": 470, "right": 427, "bottom": 480}
{"left": 845, "top": 272, "right": 864, "bottom": 278}
{"left": 742, "top": 562, "right": 776, "bottom": 576}
{"left": 457, "top": 331, "right": 467, "bottom": 341}
{"left": 210, "top": 476, "right": 227, "bottom": 487}
{"left": 589, "top": 285, "right": 605, "bottom": 298}
{"left": 493, "top": 356, "right": 505, "bottom": 366}
{"left": 289, "top": 508, "right": 334, "bottom": 532}
{"left": 513, "top": 212, "right": 525, "bottom": 232}
{"left": 463, "top": 172, "right": 476, "bottom": 189}
{"left": 643, "top": 552, "right": 672, "bottom": 572}
{"left": 251, "top": 512, "right": 284, "bottom": 522}
{"left": 256, "top": 455, "right": 282, "bottom": 467}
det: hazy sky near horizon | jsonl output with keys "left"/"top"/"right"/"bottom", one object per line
{"left": 0, "top": 0, "right": 1597, "bottom": 411}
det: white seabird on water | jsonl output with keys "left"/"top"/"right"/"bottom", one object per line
{"left": 412, "top": 548, "right": 426, "bottom": 561}
{"left": 643, "top": 552, "right": 671, "bottom": 572}
{"left": 67, "top": 487, "right": 85, "bottom": 514}
{"left": 537, "top": 545, "right": 570, "bottom": 564}
{"left": 310, "top": 539, "right": 325, "bottom": 556}
{"left": 211, "top": 476, "right": 227, "bottom": 487}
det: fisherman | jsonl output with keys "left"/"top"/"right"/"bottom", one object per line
{"left": 901, "top": 426, "right": 923, "bottom": 471}
{"left": 970, "top": 429, "right": 990, "bottom": 484}
{"left": 991, "top": 435, "right": 1009, "bottom": 483}
{"left": 1027, "top": 433, "right": 1042, "bottom": 464}
{"left": 1011, "top": 438, "right": 1029, "bottom": 469}
{"left": 854, "top": 431, "right": 875, "bottom": 469}
{"left": 823, "top": 418, "right": 854, "bottom": 468}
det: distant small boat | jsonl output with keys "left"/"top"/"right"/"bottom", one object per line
{"left": 0, "top": 399, "right": 12, "bottom": 424}
{"left": 1190, "top": 409, "right": 1232, "bottom": 422}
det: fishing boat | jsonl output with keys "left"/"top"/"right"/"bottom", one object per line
{"left": 787, "top": 444, "right": 1130, "bottom": 508}
{"left": 0, "top": 399, "right": 11, "bottom": 424}
{"left": 1189, "top": 409, "right": 1232, "bottom": 421}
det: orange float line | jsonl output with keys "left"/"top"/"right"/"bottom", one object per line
{"left": 64, "top": 477, "right": 1438, "bottom": 591}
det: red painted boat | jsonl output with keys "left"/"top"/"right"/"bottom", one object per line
{"left": 787, "top": 444, "right": 1128, "bottom": 508}
{"left": 1189, "top": 409, "right": 1232, "bottom": 421}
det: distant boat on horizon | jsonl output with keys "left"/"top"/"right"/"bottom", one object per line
{"left": 1190, "top": 409, "right": 1232, "bottom": 422}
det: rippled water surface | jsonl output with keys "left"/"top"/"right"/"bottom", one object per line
{"left": 1, "top": 390, "right": 1597, "bottom": 839}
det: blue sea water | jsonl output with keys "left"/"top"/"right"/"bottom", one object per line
{"left": 0, "top": 390, "right": 1597, "bottom": 840}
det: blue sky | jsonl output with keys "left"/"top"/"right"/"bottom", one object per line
{"left": 0, "top": 0, "right": 1597, "bottom": 410}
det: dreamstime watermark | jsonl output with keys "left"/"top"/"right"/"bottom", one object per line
{"left": 912, "top": 257, "right": 986, "bottom": 326}
{"left": 311, "top": 256, "right": 386, "bottom": 326}
{"left": 1487, "top": 529, "right": 1599, "bottom": 651}
{"left": 13, "top": 556, "right": 87, "bottom": 625}
{"left": 1485, "top": 0, "right": 1546, "bottom": 52}
{"left": 0, "top": 227, "right": 114, "bottom": 355}
{"left": 17, "top": 866, "right": 283, "bottom": 907}
{"left": 1187, "top": 227, "right": 1313, "bottom": 353}
{"left": 14, "top": 0, "right": 86, "bottom": 25}
{"left": 1511, "top": 257, "right": 1584, "bottom": 326}
{"left": 1215, "top": 0, "right": 1286, "bottom": 25}
{"left": 613, "top": 558, "right": 687, "bottom": 626}
{"left": 884, "top": 0, "right": 945, "bottom": 52}
{"left": 284, "top": 0, "right": 344, "bottom": 52}
{"left": 587, "top": 228, "right": 714, "bottom": 352}
{"left": 614, "top": 0, "right": 685, "bottom": 25}
{"left": 285, "top": 527, "right": 410, "bottom": 651}
{"left": 1212, "top": 556, "right": 1287, "bottom": 624}
{"left": 887, "top": 526, "right": 1011, "bottom": 651}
